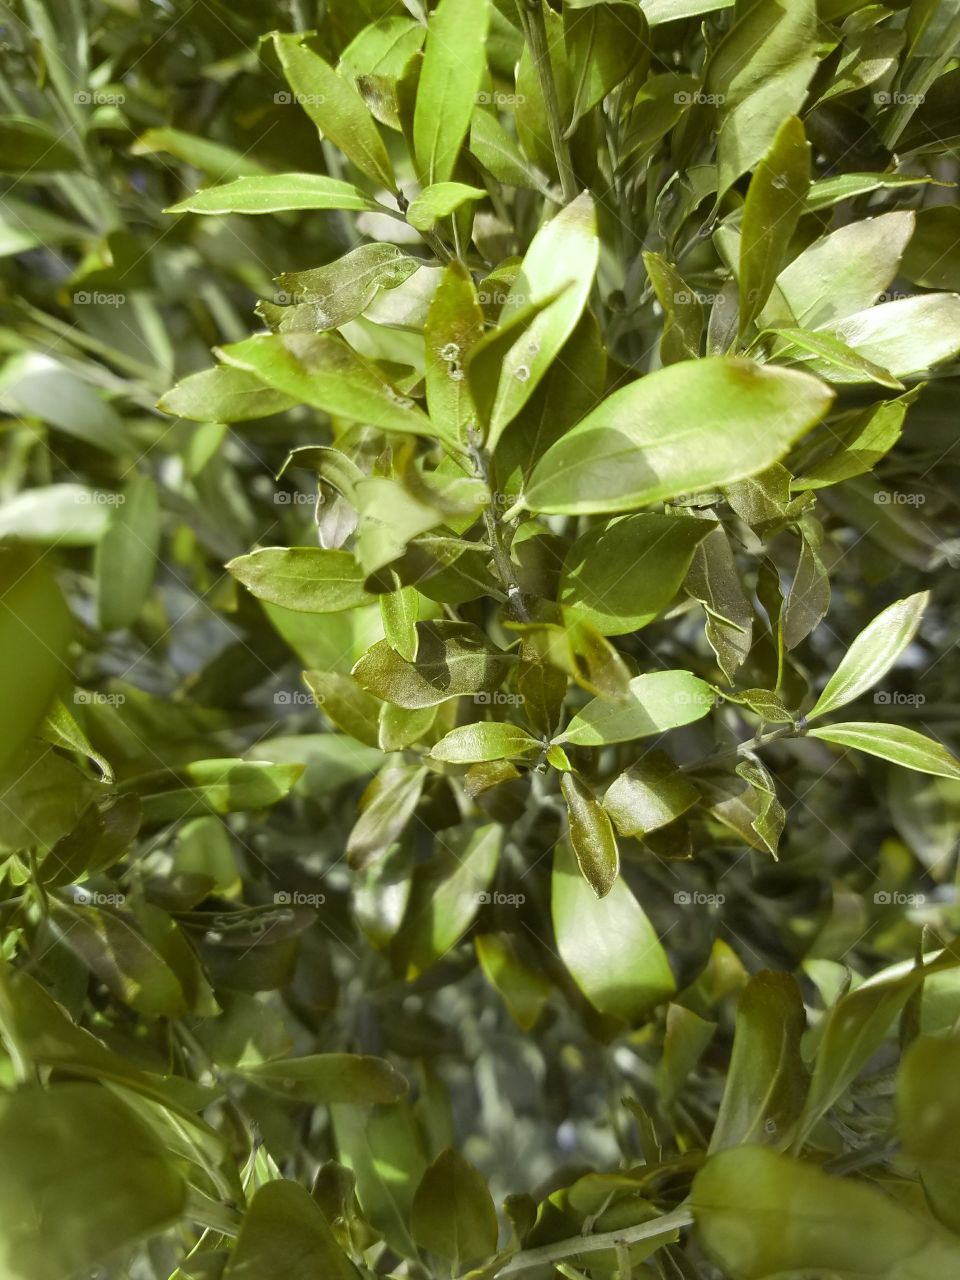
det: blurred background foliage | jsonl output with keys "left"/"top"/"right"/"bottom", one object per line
{"left": 2, "top": 0, "right": 960, "bottom": 1277}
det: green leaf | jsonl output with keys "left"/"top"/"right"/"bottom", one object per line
{"left": 217, "top": 333, "right": 435, "bottom": 439}
{"left": 685, "top": 524, "right": 754, "bottom": 683}
{"left": 380, "top": 583, "right": 419, "bottom": 662}
{"left": 806, "top": 723, "right": 960, "bottom": 781}
{"left": 353, "top": 621, "right": 511, "bottom": 708}
{"left": 228, "top": 547, "right": 377, "bottom": 614}
{"left": 734, "top": 757, "right": 784, "bottom": 858}
{"left": 0, "top": 483, "right": 115, "bottom": 545}
{"left": 804, "top": 171, "right": 947, "bottom": 212}
{"left": 125, "top": 759, "right": 304, "bottom": 823}
{"left": 487, "top": 192, "right": 600, "bottom": 450}
{"left": 50, "top": 897, "right": 188, "bottom": 1017}
{"left": 768, "top": 211, "right": 915, "bottom": 328}
{"left": 771, "top": 325, "right": 904, "bottom": 389}
{"left": 0, "top": 353, "right": 127, "bottom": 455}
{"left": 793, "top": 397, "right": 908, "bottom": 490}
{"left": 642, "top": 251, "right": 704, "bottom": 364}
{"left": 809, "top": 592, "right": 929, "bottom": 720}
{"left": 739, "top": 115, "right": 810, "bottom": 334}
{"left": 552, "top": 841, "right": 675, "bottom": 1022}
{"left": 424, "top": 261, "right": 485, "bottom": 450}
{"left": 795, "top": 948, "right": 960, "bottom": 1142}
{"left": 167, "top": 173, "right": 381, "bottom": 215}
{"left": 0, "top": 1084, "right": 185, "bottom": 1280}
{"left": 331, "top": 1103, "right": 426, "bottom": 1260}
{"left": 95, "top": 473, "right": 160, "bottom": 631}
{"left": 271, "top": 33, "right": 395, "bottom": 189}
{"left": 640, "top": 0, "right": 733, "bottom": 22}
{"left": 902, "top": 205, "right": 960, "bottom": 290}
{"left": 707, "top": 0, "right": 820, "bottom": 193}
{"left": 521, "top": 359, "right": 833, "bottom": 515}
{"left": 225, "top": 1180, "right": 362, "bottom": 1280}
{"left": 413, "top": 0, "right": 490, "bottom": 184}
{"left": 0, "top": 552, "right": 72, "bottom": 780}
{"left": 240, "top": 1054, "right": 408, "bottom": 1105}
{"left": 392, "top": 824, "right": 501, "bottom": 978}
{"left": 561, "top": 772, "right": 620, "bottom": 898}
{"left": 897, "top": 1035, "right": 960, "bottom": 1235}
{"left": 602, "top": 751, "right": 700, "bottom": 838}
{"left": 475, "top": 933, "right": 552, "bottom": 1031}
{"left": 265, "top": 244, "right": 419, "bottom": 332}
{"left": 823, "top": 293, "right": 960, "bottom": 380}
{"left": 0, "top": 116, "right": 81, "bottom": 173}
{"left": 303, "top": 671, "right": 383, "bottom": 747}
{"left": 407, "top": 182, "right": 486, "bottom": 232}
{"left": 692, "top": 1147, "right": 937, "bottom": 1279}
{"left": 709, "top": 971, "right": 807, "bottom": 1151}
{"left": 557, "top": 671, "right": 716, "bottom": 747}
{"left": 411, "top": 1148, "right": 499, "bottom": 1270}
{"left": 347, "top": 764, "right": 428, "bottom": 869}
{"left": 559, "top": 513, "right": 712, "bottom": 635}
{"left": 563, "top": 3, "right": 649, "bottom": 134}
{"left": 430, "top": 722, "right": 541, "bottom": 764}
{"left": 782, "top": 515, "right": 830, "bottom": 651}
{"left": 158, "top": 365, "right": 297, "bottom": 423}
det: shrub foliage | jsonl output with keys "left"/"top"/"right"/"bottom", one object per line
{"left": 2, "top": 0, "right": 960, "bottom": 1276}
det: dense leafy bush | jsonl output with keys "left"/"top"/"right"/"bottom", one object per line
{"left": 3, "top": 0, "right": 960, "bottom": 1276}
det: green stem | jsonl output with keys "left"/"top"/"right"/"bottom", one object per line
{"left": 496, "top": 1206, "right": 693, "bottom": 1276}
{"left": 516, "top": 0, "right": 578, "bottom": 204}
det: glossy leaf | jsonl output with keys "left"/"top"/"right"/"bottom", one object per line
{"left": 168, "top": 173, "right": 381, "bottom": 215}
{"left": 560, "top": 513, "right": 711, "bottom": 636}
{"left": 430, "top": 722, "right": 540, "bottom": 764}
{"left": 217, "top": 333, "right": 435, "bottom": 438}
{"left": 271, "top": 33, "right": 395, "bottom": 189}
{"left": 0, "top": 1084, "right": 185, "bottom": 1280}
{"left": 228, "top": 548, "right": 377, "bottom": 613}
{"left": 411, "top": 1148, "right": 499, "bottom": 1269}
{"left": 558, "top": 671, "right": 715, "bottom": 747}
{"left": 738, "top": 115, "right": 810, "bottom": 334}
{"left": 487, "top": 193, "right": 600, "bottom": 449}
{"left": 521, "top": 359, "right": 833, "bottom": 515}
{"left": 807, "top": 723, "right": 960, "bottom": 781}
{"left": 809, "top": 592, "right": 929, "bottom": 720}
{"left": 353, "top": 621, "right": 511, "bottom": 708}
{"left": 413, "top": 0, "right": 490, "bottom": 184}
{"left": 561, "top": 772, "right": 620, "bottom": 898}
{"left": 552, "top": 841, "right": 676, "bottom": 1022}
